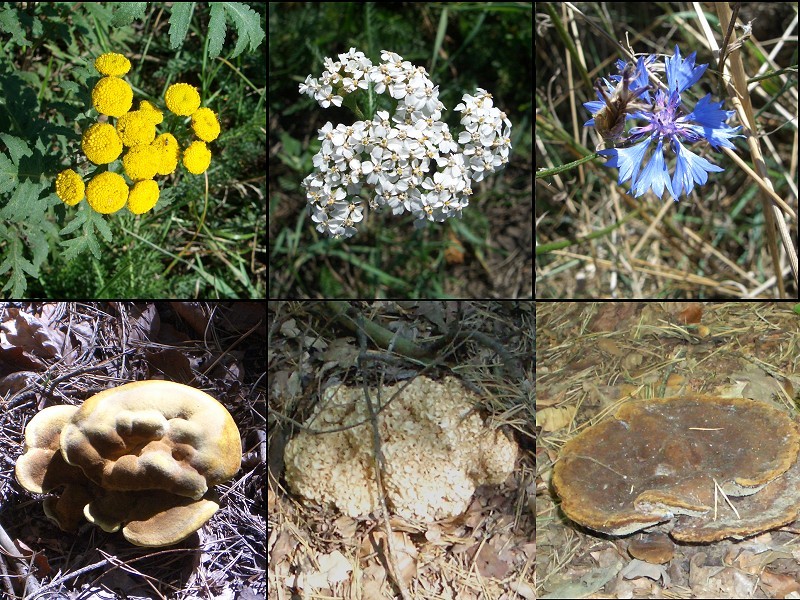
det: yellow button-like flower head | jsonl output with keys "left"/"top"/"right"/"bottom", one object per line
{"left": 94, "top": 53, "right": 131, "bottom": 77}
{"left": 123, "top": 144, "right": 160, "bottom": 181}
{"left": 86, "top": 171, "right": 128, "bottom": 214}
{"left": 92, "top": 76, "right": 133, "bottom": 117}
{"left": 116, "top": 110, "right": 157, "bottom": 147}
{"left": 127, "top": 179, "right": 160, "bottom": 214}
{"left": 165, "top": 83, "right": 201, "bottom": 116}
{"left": 55, "top": 169, "right": 85, "bottom": 206}
{"left": 139, "top": 100, "right": 164, "bottom": 124}
{"left": 81, "top": 122, "right": 123, "bottom": 165}
{"left": 191, "top": 107, "right": 221, "bottom": 142}
{"left": 182, "top": 141, "right": 212, "bottom": 175}
{"left": 152, "top": 133, "right": 180, "bottom": 175}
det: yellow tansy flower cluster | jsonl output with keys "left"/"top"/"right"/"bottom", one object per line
{"left": 86, "top": 171, "right": 128, "bottom": 214}
{"left": 165, "top": 83, "right": 201, "bottom": 116}
{"left": 55, "top": 52, "right": 222, "bottom": 215}
{"left": 183, "top": 141, "right": 212, "bottom": 175}
{"left": 128, "top": 180, "right": 160, "bottom": 214}
{"left": 139, "top": 100, "right": 164, "bottom": 124}
{"left": 152, "top": 133, "right": 180, "bottom": 175}
{"left": 55, "top": 169, "right": 85, "bottom": 206}
{"left": 116, "top": 110, "right": 156, "bottom": 147}
{"left": 95, "top": 52, "right": 131, "bottom": 77}
{"left": 123, "top": 145, "right": 160, "bottom": 181}
{"left": 92, "top": 76, "right": 133, "bottom": 118}
{"left": 191, "top": 107, "right": 221, "bottom": 143}
{"left": 81, "top": 123, "right": 123, "bottom": 164}
{"left": 164, "top": 82, "right": 220, "bottom": 175}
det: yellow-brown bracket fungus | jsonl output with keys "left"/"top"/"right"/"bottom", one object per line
{"left": 82, "top": 490, "right": 221, "bottom": 548}
{"left": 15, "top": 405, "right": 97, "bottom": 532}
{"left": 60, "top": 380, "right": 242, "bottom": 499}
{"left": 284, "top": 376, "right": 518, "bottom": 522}
{"left": 15, "top": 381, "right": 242, "bottom": 547}
{"left": 627, "top": 533, "right": 675, "bottom": 564}
{"left": 552, "top": 396, "right": 800, "bottom": 541}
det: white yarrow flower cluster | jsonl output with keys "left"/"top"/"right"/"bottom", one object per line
{"left": 300, "top": 48, "right": 512, "bottom": 239}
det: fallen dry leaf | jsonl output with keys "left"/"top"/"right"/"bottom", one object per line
{"left": 535, "top": 405, "right": 576, "bottom": 432}
{"left": 597, "top": 338, "right": 624, "bottom": 356}
{"left": 760, "top": 569, "right": 800, "bottom": 598}
{"left": 287, "top": 550, "right": 352, "bottom": 591}
{"left": 676, "top": 303, "right": 704, "bottom": 325}
{"left": 371, "top": 530, "right": 418, "bottom": 588}
{"left": 620, "top": 559, "right": 670, "bottom": 587}
{"left": 508, "top": 580, "right": 535, "bottom": 599}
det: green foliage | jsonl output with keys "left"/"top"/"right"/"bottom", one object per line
{"left": 109, "top": 2, "right": 147, "bottom": 27}
{"left": 0, "top": 7, "right": 28, "bottom": 46}
{"left": 0, "top": 2, "right": 266, "bottom": 297}
{"left": 0, "top": 95, "right": 61, "bottom": 295}
{"left": 168, "top": 2, "right": 195, "bottom": 51}
{"left": 59, "top": 205, "right": 113, "bottom": 261}
{"left": 207, "top": 2, "right": 266, "bottom": 59}
{"left": 107, "top": 1, "right": 267, "bottom": 60}
{"left": 0, "top": 152, "right": 16, "bottom": 194}
{"left": 0, "top": 236, "right": 37, "bottom": 297}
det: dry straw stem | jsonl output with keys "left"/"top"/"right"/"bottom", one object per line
{"left": 551, "top": 250, "right": 751, "bottom": 296}
{"left": 712, "top": 3, "right": 798, "bottom": 292}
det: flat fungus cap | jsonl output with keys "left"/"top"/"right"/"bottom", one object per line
{"left": 284, "top": 376, "right": 518, "bottom": 522}
{"left": 83, "top": 490, "right": 220, "bottom": 547}
{"left": 15, "top": 381, "right": 242, "bottom": 547}
{"left": 15, "top": 405, "right": 96, "bottom": 532}
{"left": 16, "top": 405, "right": 85, "bottom": 494}
{"left": 552, "top": 396, "right": 800, "bottom": 541}
{"left": 670, "top": 451, "right": 800, "bottom": 542}
{"left": 627, "top": 533, "right": 675, "bottom": 564}
{"left": 60, "top": 381, "right": 242, "bottom": 500}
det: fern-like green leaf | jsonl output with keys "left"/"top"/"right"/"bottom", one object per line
{"left": 59, "top": 207, "right": 88, "bottom": 237}
{"left": 219, "top": 2, "right": 265, "bottom": 59}
{"left": 207, "top": 3, "right": 228, "bottom": 60}
{"left": 109, "top": 2, "right": 147, "bottom": 27}
{"left": 60, "top": 205, "right": 111, "bottom": 261}
{"left": 0, "top": 180, "right": 41, "bottom": 221}
{"left": 0, "top": 133, "right": 32, "bottom": 166}
{"left": 60, "top": 80, "right": 81, "bottom": 95}
{"left": 0, "top": 237, "right": 37, "bottom": 296}
{"left": 90, "top": 205, "right": 113, "bottom": 242}
{"left": 24, "top": 221, "right": 54, "bottom": 271}
{"left": 0, "top": 154, "right": 17, "bottom": 194}
{"left": 169, "top": 2, "right": 196, "bottom": 50}
{"left": 0, "top": 7, "right": 28, "bottom": 46}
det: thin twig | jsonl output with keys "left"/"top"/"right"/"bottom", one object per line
{"left": 321, "top": 300, "right": 525, "bottom": 381}
{"left": 25, "top": 559, "right": 110, "bottom": 599}
{"left": 712, "top": 478, "right": 741, "bottom": 519}
{"left": 356, "top": 315, "right": 412, "bottom": 600}
{"left": 0, "top": 552, "right": 15, "bottom": 599}
{"left": 0, "top": 519, "right": 40, "bottom": 597}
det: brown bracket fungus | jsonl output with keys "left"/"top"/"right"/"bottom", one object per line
{"left": 60, "top": 380, "right": 242, "bottom": 499}
{"left": 15, "top": 405, "right": 97, "bottom": 532}
{"left": 552, "top": 396, "right": 800, "bottom": 542}
{"left": 284, "top": 376, "right": 518, "bottom": 522}
{"left": 627, "top": 533, "right": 675, "bottom": 564}
{"left": 15, "top": 381, "right": 242, "bottom": 547}
{"left": 82, "top": 490, "right": 222, "bottom": 548}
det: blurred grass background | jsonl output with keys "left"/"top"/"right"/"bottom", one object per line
{"left": 269, "top": 2, "right": 533, "bottom": 298}
{"left": 3, "top": 3, "right": 267, "bottom": 298}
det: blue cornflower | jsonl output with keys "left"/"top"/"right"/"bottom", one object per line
{"left": 585, "top": 46, "right": 741, "bottom": 201}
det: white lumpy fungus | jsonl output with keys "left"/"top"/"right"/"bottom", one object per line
{"left": 283, "top": 376, "right": 518, "bottom": 521}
